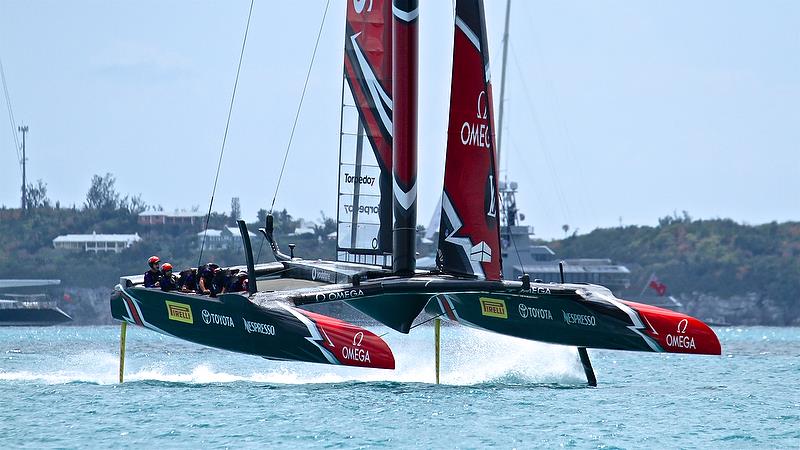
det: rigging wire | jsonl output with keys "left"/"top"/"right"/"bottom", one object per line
{"left": 268, "top": 0, "right": 331, "bottom": 214}
{"left": 0, "top": 57, "right": 23, "bottom": 175}
{"left": 509, "top": 43, "right": 573, "bottom": 226}
{"left": 255, "top": 235, "right": 265, "bottom": 263}
{"left": 517, "top": 2, "right": 598, "bottom": 227}
{"left": 197, "top": 0, "right": 255, "bottom": 267}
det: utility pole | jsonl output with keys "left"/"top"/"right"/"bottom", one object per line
{"left": 18, "top": 125, "right": 28, "bottom": 211}
{"left": 496, "top": 0, "right": 511, "bottom": 170}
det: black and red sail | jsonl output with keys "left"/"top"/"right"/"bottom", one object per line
{"left": 337, "top": 0, "right": 394, "bottom": 267}
{"left": 437, "top": 0, "right": 503, "bottom": 280}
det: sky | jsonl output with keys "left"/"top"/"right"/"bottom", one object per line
{"left": 1, "top": 0, "right": 798, "bottom": 240}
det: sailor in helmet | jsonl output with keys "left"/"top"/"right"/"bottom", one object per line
{"left": 160, "top": 263, "right": 178, "bottom": 292}
{"left": 143, "top": 256, "right": 162, "bottom": 288}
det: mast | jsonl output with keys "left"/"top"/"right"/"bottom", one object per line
{"left": 496, "top": 0, "right": 511, "bottom": 170}
{"left": 391, "top": 0, "right": 419, "bottom": 275}
{"left": 19, "top": 125, "right": 28, "bottom": 211}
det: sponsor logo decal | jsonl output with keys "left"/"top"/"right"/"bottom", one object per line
{"left": 311, "top": 268, "right": 335, "bottom": 283}
{"left": 665, "top": 333, "right": 696, "bottom": 349}
{"left": 343, "top": 172, "right": 376, "bottom": 187}
{"left": 479, "top": 297, "right": 507, "bottom": 319}
{"left": 665, "top": 318, "right": 695, "bottom": 349}
{"left": 518, "top": 304, "right": 553, "bottom": 320}
{"left": 343, "top": 204, "right": 379, "bottom": 215}
{"left": 166, "top": 301, "right": 193, "bottom": 324}
{"left": 201, "top": 309, "right": 235, "bottom": 328}
{"left": 521, "top": 286, "right": 552, "bottom": 295}
{"left": 469, "top": 241, "right": 492, "bottom": 263}
{"left": 243, "top": 318, "right": 275, "bottom": 336}
{"left": 460, "top": 90, "right": 492, "bottom": 149}
{"left": 487, "top": 174, "right": 496, "bottom": 218}
{"left": 341, "top": 330, "right": 371, "bottom": 363}
{"left": 562, "top": 310, "right": 596, "bottom": 327}
{"left": 353, "top": 0, "right": 373, "bottom": 14}
{"left": 315, "top": 289, "right": 364, "bottom": 302}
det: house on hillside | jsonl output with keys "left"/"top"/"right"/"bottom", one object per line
{"left": 53, "top": 232, "right": 142, "bottom": 254}
{"left": 138, "top": 210, "right": 205, "bottom": 227}
{"left": 290, "top": 219, "right": 318, "bottom": 237}
{"left": 196, "top": 227, "right": 258, "bottom": 251}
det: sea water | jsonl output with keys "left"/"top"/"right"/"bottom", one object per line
{"left": 0, "top": 325, "right": 797, "bottom": 448}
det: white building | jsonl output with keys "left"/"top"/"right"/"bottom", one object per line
{"left": 53, "top": 232, "right": 142, "bottom": 254}
{"left": 197, "top": 227, "right": 257, "bottom": 251}
{"left": 138, "top": 210, "right": 206, "bottom": 226}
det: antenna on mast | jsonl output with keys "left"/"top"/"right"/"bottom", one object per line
{"left": 496, "top": 0, "right": 511, "bottom": 170}
{"left": 18, "top": 124, "right": 28, "bottom": 212}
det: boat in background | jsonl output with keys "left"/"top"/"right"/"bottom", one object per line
{"left": 420, "top": 182, "right": 633, "bottom": 293}
{"left": 0, "top": 279, "right": 72, "bottom": 326}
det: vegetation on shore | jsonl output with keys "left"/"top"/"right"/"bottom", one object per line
{"left": 0, "top": 174, "right": 334, "bottom": 287}
{"left": 1, "top": 175, "right": 797, "bottom": 323}
{"left": 549, "top": 213, "right": 800, "bottom": 321}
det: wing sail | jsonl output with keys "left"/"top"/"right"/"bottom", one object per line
{"left": 337, "top": 0, "right": 394, "bottom": 267}
{"left": 436, "top": 0, "right": 503, "bottom": 280}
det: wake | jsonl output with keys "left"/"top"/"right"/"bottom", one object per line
{"left": 0, "top": 327, "right": 588, "bottom": 386}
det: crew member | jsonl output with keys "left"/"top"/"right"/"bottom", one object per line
{"left": 197, "top": 263, "right": 219, "bottom": 295}
{"left": 210, "top": 267, "right": 228, "bottom": 297}
{"left": 160, "top": 263, "right": 178, "bottom": 292}
{"left": 225, "top": 271, "right": 248, "bottom": 293}
{"left": 219, "top": 268, "right": 238, "bottom": 293}
{"left": 177, "top": 268, "right": 198, "bottom": 293}
{"left": 144, "top": 256, "right": 161, "bottom": 288}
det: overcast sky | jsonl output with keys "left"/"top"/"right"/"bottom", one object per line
{"left": 1, "top": 1, "right": 798, "bottom": 239}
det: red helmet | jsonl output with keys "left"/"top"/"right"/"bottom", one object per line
{"left": 162, "top": 263, "right": 173, "bottom": 272}
{"left": 148, "top": 256, "right": 160, "bottom": 265}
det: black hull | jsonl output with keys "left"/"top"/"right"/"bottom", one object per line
{"left": 0, "top": 305, "right": 72, "bottom": 326}
{"left": 110, "top": 259, "right": 720, "bottom": 374}
{"left": 291, "top": 275, "right": 721, "bottom": 355}
{"left": 110, "top": 285, "right": 395, "bottom": 369}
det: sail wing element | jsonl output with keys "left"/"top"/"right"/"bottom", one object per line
{"left": 337, "top": 0, "right": 394, "bottom": 267}
{"left": 436, "top": 0, "right": 503, "bottom": 280}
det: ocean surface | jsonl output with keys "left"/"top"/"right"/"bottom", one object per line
{"left": 0, "top": 325, "right": 798, "bottom": 449}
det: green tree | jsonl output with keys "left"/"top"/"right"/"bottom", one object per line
{"left": 25, "top": 179, "right": 51, "bottom": 209}
{"left": 85, "top": 173, "right": 120, "bottom": 210}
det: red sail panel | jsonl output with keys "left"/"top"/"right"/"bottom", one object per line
{"left": 337, "top": 0, "right": 394, "bottom": 266}
{"left": 437, "top": 0, "right": 502, "bottom": 280}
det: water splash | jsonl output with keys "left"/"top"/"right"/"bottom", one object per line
{"left": 0, "top": 326, "right": 587, "bottom": 386}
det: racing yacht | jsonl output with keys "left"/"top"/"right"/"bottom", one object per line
{"left": 111, "top": 0, "right": 721, "bottom": 384}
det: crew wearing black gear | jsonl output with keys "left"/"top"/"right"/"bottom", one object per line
{"left": 160, "top": 273, "right": 178, "bottom": 291}
{"left": 144, "top": 268, "right": 161, "bottom": 288}
{"left": 177, "top": 269, "right": 198, "bottom": 292}
{"left": 197, "top": 263, "right": 219, "bottom": 295}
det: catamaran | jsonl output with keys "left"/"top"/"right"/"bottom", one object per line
{"left": 111, "top": 0, "right": 721, "bottom": 385}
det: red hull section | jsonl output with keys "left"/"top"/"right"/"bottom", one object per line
{"left": 300, "top": 310, "right": 396, "bottom": 369}
{"left": 623, "top": 300, "right": 722, "bottom": 355}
